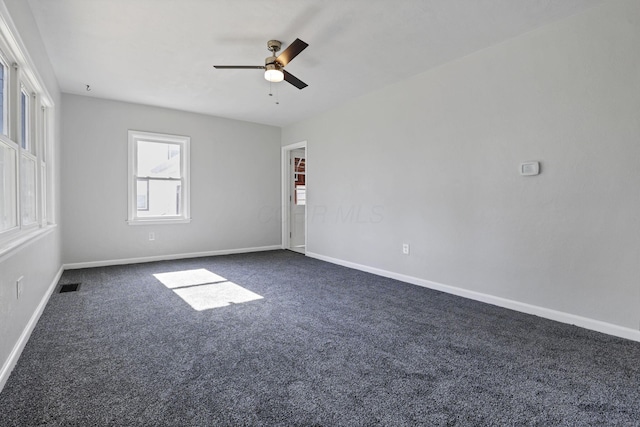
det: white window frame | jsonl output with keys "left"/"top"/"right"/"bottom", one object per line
{"left": 127, "top": 130, "right": 191, "bottom": 225}
{"left": 0, "top": 1, "right": 56, "bottom": 257}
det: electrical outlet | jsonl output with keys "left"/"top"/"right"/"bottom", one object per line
{"left": 16, "top": 276, "right": 23, "bottom": 299}
{"left": 149, "top": 232, "right": 155, "bottom": 241}
{"left": 402, "top": 243, "right": 410, "bottom": 255}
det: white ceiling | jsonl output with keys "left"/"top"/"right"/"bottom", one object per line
{"left": 27, "top": 0, "right": 601, "bottom": 127}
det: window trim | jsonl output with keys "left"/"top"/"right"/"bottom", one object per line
{"left": 127, "top": 130, "right": 191, "bottom": 225}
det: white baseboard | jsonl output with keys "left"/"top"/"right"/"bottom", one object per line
{"left": 0, "top": 265, "right": 64, "bottom": 392}
{"left": 63, "top": 245, "right": 282, "bottom": 270}
{"left": 4, "top": 248, "right": 636, "bottom": 396}
{"left": 306, "top": 251, "right": 640, "bottom": 343}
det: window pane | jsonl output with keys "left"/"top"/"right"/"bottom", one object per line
{"left": 295, "top": 185, "right": 306, "bottom": 205}
{"left": 20, "top": 89, "right": 29, "bottom": 151}
{"left": 0, "top": 62, "right": 5, "bottom": 135}
{"left": 40, "top": 163, "right": 46, "bottom": 224}
{"left": 137, "top": 179, "right": 181, "bottom": 217}
{"left": 137, "top": 141, "right": 180, "bottom": 178}
{"left": 0, "top": 142, "right": 16, "bottom": 231}
{"left": 41, "top": 106, "right": 48, "bottom": 159}
{"left": 20, "top": 155, "right": 36, "bottom": 225}
{"left": 136, "top": 179, "right": 149, "bottom": 210}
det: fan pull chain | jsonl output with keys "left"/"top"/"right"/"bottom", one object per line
{"left": 267, "top": 81, "right": 280, "bottom": 105}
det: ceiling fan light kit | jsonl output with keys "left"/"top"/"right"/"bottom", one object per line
{"left": 264, "top": 59, "right": 284, "bottom": 83}
{"left": 214, "top": 38, "right": 309, "bottom": 89}
{"left": 264, "top": 67, "right": 284, "bottom": 82}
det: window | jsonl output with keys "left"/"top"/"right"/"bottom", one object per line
{"left": 0, "top": 17, "right": 54, "bottom": 249}
{"left": 0, "top": 141, "right": 16, "bottom": 231}
{"left": 0, "top": 55, "right": 7, "bottom": 136}
{"left": 39, "top": 104, "right": 48, "bottom": 226}
{"left": 19, "top": 85, "right": 29, "bottom": 151}
{"left": 128, "top": 130, "right": 190, "bottom": 224}
{"left": 20, "top": 154, "right": 36, "bottom": 225}
{"left": 19, "top": 81, "right": 36, "bottom": 226}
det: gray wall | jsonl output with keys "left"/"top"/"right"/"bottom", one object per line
{"left": 61, "top": 95, "right": 282, "bottom": 264}
{"left": 0, "top": 0, "right": 62, "bottom": 383}
{"left": 282, "top": 0, "right": 640, "bottom": 330}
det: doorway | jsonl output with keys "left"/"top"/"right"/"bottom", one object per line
{"left": 282, "top": 141, "right": 307, "bottom": 254}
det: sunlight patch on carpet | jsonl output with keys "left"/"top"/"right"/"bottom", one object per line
{"left": 153, "top": 268, "right": 226, "bottom": 289}
{"left": 153, "top": 269, "right": 263, "bottom": 311}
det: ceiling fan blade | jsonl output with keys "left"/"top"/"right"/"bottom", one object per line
{"left": 283, "top": 70, "right": 308, "bottom": 90}
{"left": 276, "top": 38, "right": 308, "bottom": 67}
{"left": 213, "top": 65, "right": 264, "bottom": 69}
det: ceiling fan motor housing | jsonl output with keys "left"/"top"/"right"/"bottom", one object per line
{"left": 265, "top": 56, "right": 281, "bottom": 70}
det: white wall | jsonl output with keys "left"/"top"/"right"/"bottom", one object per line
{"left": 282, "top": 0, "right": 640, "bottom": 334}
{"left": 61, "top": 95, "right": 282, "bottom": 265}
{"left": 0, "top": 0, "right": 62, "bottom": 388}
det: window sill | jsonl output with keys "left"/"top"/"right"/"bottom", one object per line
{"left": 127, "top": 218, "right": 192, "bottom": 226}
{"left": 0, "top": 224, "right": 57, "bottom": 262}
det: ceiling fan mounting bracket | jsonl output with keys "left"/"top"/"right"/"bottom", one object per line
{"left": 267, "top": 40, "right": 282, "bottom": 53}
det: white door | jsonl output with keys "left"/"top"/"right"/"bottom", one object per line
{"left": 289, "top": 149, "right": 306, "bottom": 253}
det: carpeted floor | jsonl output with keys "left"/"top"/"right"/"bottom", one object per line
{"left": 1, "top": 250, "right": 639, "bottom": 426}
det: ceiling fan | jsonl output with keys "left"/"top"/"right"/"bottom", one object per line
{"left": 214, "top": 38, "right": 309, "bottom": 89}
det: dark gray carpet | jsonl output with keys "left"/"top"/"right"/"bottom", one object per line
{"left": 1, "top": 250, "right": 639, "bottom": 426}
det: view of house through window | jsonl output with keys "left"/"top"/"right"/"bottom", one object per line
{"left": 128, "top": 130, "right": 190, "bottom": 224}
{"left": 136, "top": 141, "right": 181, "bottom": 217}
